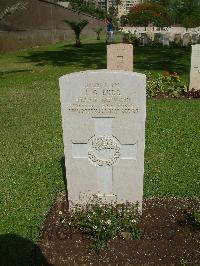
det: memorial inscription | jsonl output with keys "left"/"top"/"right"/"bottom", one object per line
{"left": 60, "top": 70, "right": 146, "bottom": 209}
{"left": 67, "top": 82, "right": 139, "bottom": 115}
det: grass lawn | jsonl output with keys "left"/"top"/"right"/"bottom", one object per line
{"left": 0, "top": 37, "right": 199, "bottom": 241}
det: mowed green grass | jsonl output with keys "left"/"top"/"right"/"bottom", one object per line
{"left": 0, "top": 37, "right": 199, "bottom": 240}
{"left": 145, "top": 99, "right": 200, "bottom": 197}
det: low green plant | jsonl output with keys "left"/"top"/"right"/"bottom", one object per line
{"left": 170, "top": 39, "right": 183, "bottom": 48}
{"left": 64, "top": 20, "right": 89, "bottom": 47}
{"left": 65, "top": 199, "right": 141, "bottom": 252}
{"left": 69, "top": 0, "right": 106, "bottom": 19}
{"left": 145, "top": 71, "right": 188, "bottom": 98}
{"left": 95, "top": 27, "right": 103, "bottom": 40}
{"left": 192, "top": 211, "right": 200, "bottom": 227}
{"left": 129, "top": 32, "right": 140, "bottom": 46}
{"left": 150, "top": 39, "right": 162, "bottom": 47}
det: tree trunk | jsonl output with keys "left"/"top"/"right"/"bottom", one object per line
{"left": 75, "top": 38, "right": 81, "bottom": 47}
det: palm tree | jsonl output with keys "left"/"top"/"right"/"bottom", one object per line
{"left": 65, "top": 20, "right": 89, "bottom": 47}
{"left": 95, "top": 27, "right": 103, "bottom": 40}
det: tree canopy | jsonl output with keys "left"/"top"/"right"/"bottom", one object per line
{"left": 150, "top": 0, "right": 200, "bottom": 25}
{"left": 62, "top": 0, "right": 106, "bottom": 19}
{"left": 0, "top": 1, "right": 27, "bottom": 21}
{"left": 127, "top": 2, "right": 170, "bottom": 27}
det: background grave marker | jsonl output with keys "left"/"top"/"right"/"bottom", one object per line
{"left": 189, "top": 44, "right": 200, "bottom": 91}
{"left": 107, "top": 43, "right": 133, "bottom": 71}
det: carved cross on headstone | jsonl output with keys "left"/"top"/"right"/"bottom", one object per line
{"left": 72, "top": 118, "right": 136, "bottom": 197}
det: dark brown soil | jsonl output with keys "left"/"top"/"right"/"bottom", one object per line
{"left": 38, "top": 193, "right": 200, "bottom": 266}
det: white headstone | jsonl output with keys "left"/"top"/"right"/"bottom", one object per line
{"left": 191, "top": 34, "right": 199, "bottom": 45}
{"left": 59, "top": 70, "right": 146, "bottom": 210}
{"left": 162, "top": 34, "right": 170, "bottom": 46}
{"left": 189, "top": 44, "right": 200, "bottom": 91}
{"left": 141, "top": 33, "right": 148, "bottom": 46}
{"left": 174, "top": 34, "right": 182, "bottom": 45}
{"left": 183, "top": 33, "right": 191, "bottom": 47}
{"left": 147, "top": 31, "right": 155, "bottom": 42}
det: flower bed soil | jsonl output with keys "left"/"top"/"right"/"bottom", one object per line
{"left": 37, "top": 193, "right": 200, "bottom": 266}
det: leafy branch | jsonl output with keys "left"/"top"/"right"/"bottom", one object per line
{"left": 0, "top": 2, "right": 27, "bottom": 21}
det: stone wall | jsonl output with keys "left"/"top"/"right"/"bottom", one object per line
{"left": 0, "top": 0, "right": 105, "bottom": 52}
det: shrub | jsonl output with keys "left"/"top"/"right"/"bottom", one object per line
{"left": 171, "top": 38, "right": 183, "bottom": 48}
{"left": 193, "top": 211, "right": 200, "bottom": 227}
{"left": 185, "top": 210, "right": 200, "bottom": 228}
{"left": 129, "top": 32, "right": 140, "bottom": 46}
{"left": 65, "top": 199, "right": 141, "bottom": 252}
{"left": 145, "top": 71, "right": 188, "bottom": 98}
{"left": 150, "top": 39, "right": 162, "bottom": 47}
{"left": 69, "top": 0, "right": 106, "bottom": 20}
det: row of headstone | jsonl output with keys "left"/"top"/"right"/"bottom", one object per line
{"left": 140, "top": 33, "right": 149, "bottom": 46}
{"left": 123, "top": 26, "right": 200, "bottom": 36}
{"left": 131, "top": 31, "right": 200, "bottom": 47}
{"left": 174, "top": 33, "right": 198, "bottom": 46}
{"left": 59, "top": 43, "right": 200, "bottom": 213}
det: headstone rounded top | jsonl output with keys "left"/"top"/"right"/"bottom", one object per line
{"left": 59, "top": 69, "right": 146, "bottom": 80}
{"left": 192, "top": 44, "right": 200, "bottom": 48}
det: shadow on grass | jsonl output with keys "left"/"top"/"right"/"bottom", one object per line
{"left": 18, "top": 42, "right": 107, "bottom": 69}
{"left": 60, "top": 156, "right": 69, "bottom": 206}
{"left": 0, "top": 69, "right": 32, "bottom": 78}
{"left": 18, "top": 42, "right": 190, "bottom": 76}
{"left": 0, "top": 234, "right": 53, "bottom": 266}
{"left": 134, "top": 46, "right": 191, "bottom": 76}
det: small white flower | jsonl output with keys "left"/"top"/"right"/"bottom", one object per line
{"left": 131, "top": 219, "right": 136, "bottom": 223}
{"left": 87, "top": 215, "right": 91, "bottom": 219}
{"left": 68, "top": 222, "right": 71, "bottom": 225}
{"left": 58, "top": 211, "right": 63, "bottom": 215}
{"left": 93, "top": 225, "right": 97, "bottom": 229}
{"left": 101, "top": 220, "right": 104, "bottom": 223}
{"left": 106, "top": 220, "right": 111, "bottom": 225}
